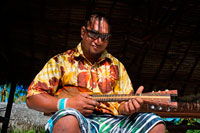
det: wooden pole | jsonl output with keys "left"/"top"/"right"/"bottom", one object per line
{"left": 1, "top": 82, "right": 16, "bottom": 132}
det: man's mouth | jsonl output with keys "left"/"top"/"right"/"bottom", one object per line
{"left": 91, "top": 43, "right": 98, "bottom": 49}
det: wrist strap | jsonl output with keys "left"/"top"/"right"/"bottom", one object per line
{"left": 57, "top": 98, "right": 68, "bottom": 110}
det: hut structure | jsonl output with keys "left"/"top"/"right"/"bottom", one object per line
{"left": 0, "top": 0, "right": 200, "bottom": 132}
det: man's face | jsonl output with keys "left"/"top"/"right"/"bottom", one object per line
{"left": 81, "top": 18, "right": 110, "bottom": 60}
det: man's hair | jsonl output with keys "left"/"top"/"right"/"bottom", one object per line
{"left": 84, "top": 12, "right": 111, "bottom": 31}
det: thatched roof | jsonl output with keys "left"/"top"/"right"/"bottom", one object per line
{"left": 1, "top": 0, "right": 200, "bottom": 97}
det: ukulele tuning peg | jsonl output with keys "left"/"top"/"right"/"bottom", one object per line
{"left": 165, "top": 89, "right": 169, "bottom": 94}
{"left": 166, "top": 107, "right": 170, "bottom": 112}
{"left": 150, "top": 105, "right": 155, "bottom": 110}
{"left": 158, "top": 106, "right": 162, "bottom": 111}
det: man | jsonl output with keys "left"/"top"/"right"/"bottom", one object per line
{"left": 26, "top": 12, "right": 165, "bottom": 133}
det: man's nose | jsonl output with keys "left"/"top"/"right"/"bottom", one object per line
{"left": 94, "top": 37, "right": 103, "bottom": 44}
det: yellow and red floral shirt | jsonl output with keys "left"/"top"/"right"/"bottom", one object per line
{"left": 27, "top": 43, "right": 134, "bottom": 115}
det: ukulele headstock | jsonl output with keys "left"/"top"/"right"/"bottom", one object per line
{"left": 142, "top": 89, "right": 178, "bottom": 110}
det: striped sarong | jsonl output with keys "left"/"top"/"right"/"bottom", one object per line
{"left": 45, "top": 108, "right": 164, "bottom": 133}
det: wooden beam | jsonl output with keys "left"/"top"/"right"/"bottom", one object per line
{"left": 140, "top": 79, "right": 200, "bottom": 86}
{"left": 149, "top": 23, "right": 177, "bottom": 90}
{"left": 149, "top": 1, "right": 187, "bottom": 90}
{"left": 131, "top": 44, "right": 149, "bottom": 88}
{"left": 108, "top": 0, "right": 117, "bottom": 17}
{"left": 166, "top": 125, "right": 200, "bottom": 132}
{"left": 167, "top": 43, "right": 191, "bottom": 88}
{"left": 181, "top": 55, "right": 200, "bottom": 95}
{"left": 142, "top": 102, "right": 200, "bottom": 118}
{"left": 157, "top": 112, "right": 200, "bottom": 118}
{"left": 180, "top": 23, "right": 200, "bottom": 95}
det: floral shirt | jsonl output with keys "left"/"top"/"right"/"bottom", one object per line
{"left": 27, "top": 42, "right": 133, "bottom": 115}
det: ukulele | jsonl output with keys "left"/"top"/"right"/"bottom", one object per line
{"left": 55, "top": 86, "right": 178, "bottom": 113}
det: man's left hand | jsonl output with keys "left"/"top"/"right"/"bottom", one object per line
{"left": 118, "top": 86, "right": 144, "bottom": 115}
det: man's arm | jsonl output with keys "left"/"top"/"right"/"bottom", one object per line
{"left": 26, "top": 92, "right": 99, "bottom": 116}
{"left": 26, "top": 93, "right": 59, "bottom": 113}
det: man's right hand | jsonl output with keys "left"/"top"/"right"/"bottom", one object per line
{"left": 67, "top": 93, "right": 99, "bottom": 116}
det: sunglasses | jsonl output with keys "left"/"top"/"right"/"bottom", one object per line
{"left": 85, "top": 28, "right": 112, "bottom": 41}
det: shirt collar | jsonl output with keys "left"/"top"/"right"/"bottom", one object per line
{"left": 73, "top": 42, "right": 83, "bottom": 57}
{"left": 73, "top": 42, "right": 110, "bottom": 64}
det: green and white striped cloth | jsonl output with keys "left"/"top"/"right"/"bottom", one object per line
{"left": 45, "top": 108, "right": 164, "bottom": 133}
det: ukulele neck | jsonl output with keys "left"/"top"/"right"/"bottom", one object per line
{"left": 91, "top": 94, "right": 171, "bottom": 102}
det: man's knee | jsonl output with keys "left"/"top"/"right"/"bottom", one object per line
{"left": 53, "top": 115, "right": 81, "bottom": 133}
{"left": 149, "top": 122, "right": 166, "bottom": 133}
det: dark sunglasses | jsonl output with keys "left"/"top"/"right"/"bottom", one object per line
{"left": 85, "top": 28, "right": 112, "bottom": 41}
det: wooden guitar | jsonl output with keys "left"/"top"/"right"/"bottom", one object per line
{"left": 55, "top": 86, "right": 178, "bottom": 112}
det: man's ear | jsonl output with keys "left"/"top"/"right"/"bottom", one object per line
{"left": 81, "top": 26, "right": 85, "bottom": 39}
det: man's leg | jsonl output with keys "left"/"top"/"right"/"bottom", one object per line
{"left": 149, "top": 122, "right": 166, "bottom": 133}
{"left": 53, "top": 115, "right": 81, "bottom": 133}
{"left": 45, "top": 108, "right": 99, "bottom": 133}
{"left": 91, "top": 113, "right": 165, "bottom": 133}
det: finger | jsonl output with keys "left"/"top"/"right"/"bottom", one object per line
{"left": 124, "top": 102, "right": 129, "bottom": 114}
{"left": 136, "top": 86, "right": 144, "bottom": 94}
{"left": 81, "top": 93, "right": 92, "bottom": 99}
{"left": 128, "top": 100, "right": 135, "bottom": 113}
{"left": 132, "top": 99, "right": 140, "bottom": 112}
{"left": 84, "top": 97, "right": 98, "bottom": 107}
{"left": 83, "top": 104, "right": 96, "bottom": 110}
{"left": 135, "top": 97, "right": 143, "bottom": 105}
{"left": 96, "top": 102, "right": 100, "bottom": 107}
{"left": 80, "top": 93, "right": 96, "bottom": 105}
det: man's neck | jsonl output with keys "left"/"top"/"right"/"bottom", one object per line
{"left": 85, "top": 54, "right": 100, "bottom": 65}
{"left": 80, "top": 43, "right": 101, "bottom": 64}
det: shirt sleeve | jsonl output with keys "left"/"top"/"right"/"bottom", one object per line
{"left": 27, "top": 56, "right": 62, "bottom": 97}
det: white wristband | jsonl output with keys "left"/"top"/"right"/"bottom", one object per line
{"left": 57, "top": 98, "right": 68, "bottom": 110}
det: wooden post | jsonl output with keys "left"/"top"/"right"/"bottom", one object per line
{"left": 1, "top": 82, "right": 16, "bottom": 132}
